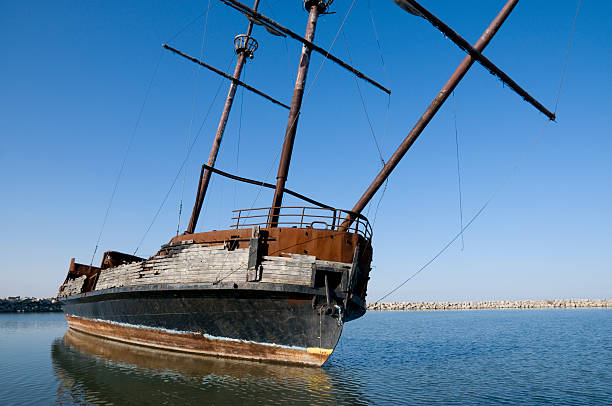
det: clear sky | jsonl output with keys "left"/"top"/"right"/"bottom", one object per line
{"left": 1, "top": 0, "right": 610, "bottom": 301}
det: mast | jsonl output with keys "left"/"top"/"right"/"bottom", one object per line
{"left": 186, "top": 0, "right": 261, "bottom": 234}
{"left": 268, "top": 0, "right": 328, "bottom": 227}
{"left": 342, "top": 0, "right": 519, "bottom": 228}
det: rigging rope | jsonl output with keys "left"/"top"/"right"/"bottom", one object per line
{"left": 376, "top": 0, "right": 582, "bottom": 302}
{"left": 452, "top": 91, "right": 465, "bottom": 251}
{"left": 377, "top": 119, "right": 551, "bottom": 303}
{"left": 244, "top": 0, "right": 359, "bottom": 211}
{"left": 89, "top": 53, "right": 163, "bottom": 267}
{"left": 366, "top": 0, "right": 392, "bottom": 228}
{"left": 367, "top": 0, "right": 386, "bottom": 77}
{"left": 133, "top": 55, "right": 236, "bottom": 256}
{"left": 177, "top": 0, "right": 212, "bottom": 236}
{"left": 166, "top": 6, "right": 212, "bottom": 44}
{"left": 237, "top": 65, "right": 246, "bottom": 169}
{"left": 341, "top": 22, "right": 388, "bottom": 223}
{"left": 215, "top": 1, "right": 367, "bottom": 282}
{"left": 261, "top": 0, "right": 294, "bottom": 92}
{"left": 341, "top": 29, "right": 385, "bottom": 167}
{"left": 554, "top": 0, "right": 581, "bottom": 114}
{"left": 366, "top": 0, "right": 392, "bottom": 155}
{"left": 233, "top": 64, "right": 247, "bottom": 210}
{"left": 217, "top": 2, "right": 383, "bottom": 283}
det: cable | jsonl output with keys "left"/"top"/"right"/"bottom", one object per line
{"left": 367, "top": 0, "right": 392, "bottom": 158}
{"left": 365, "top": 0, "right": 392, "bottom": 229}
{"left": 452, "top": 92, "right": 465, "bottom": 251}
{"left": 367, "top": 0, "right": 386, "bottom": 75}
{"left": 554, "top": 0, "right": 581, "bottom": 114}
{"left": 341, "top": 29, "right": 385, "bottom": 167}
{"left": 88, "top": 53, "right": 163, "bottom": 267}
{"left": 177, "top": 0, "right": 212, "bottom": 236}
{"left": 305, "top": 0, "right": 357, "bottom": 102}
{"left": 165, "top": 5, "right": 212, "bottom": 44}
{"left": 374, "top": 0, "right": 582, "bottom": 302}
{"left": 216, "top": 3, "right": 363, "bottom": 282}
{"left": 234, "top": 64, "right": 247, "bottom": 211}
{"left": 244, "top": 0, "right": 359, "bottom": 211}
{"left": 341, "top": 24, "right": 389, "bottom": 229}
{"left": 133, "top": 55, "right": 235, "bottom": 256}
{"left": 376, "top": 120, "right": 551, "bottom": 303}
{"left": 371, "top": 178, "right": 388, "bottom": 228}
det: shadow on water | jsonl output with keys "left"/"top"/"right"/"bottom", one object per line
{"left": 51, "top": 329, "right": 369, "bottom": 405}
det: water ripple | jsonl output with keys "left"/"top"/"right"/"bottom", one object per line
{"left": 1, "top": 310, "right": 612, "bottom": 404}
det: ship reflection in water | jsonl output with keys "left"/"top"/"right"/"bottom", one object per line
{"left": 51, "top": 329, "right": 367, "bottom": 405}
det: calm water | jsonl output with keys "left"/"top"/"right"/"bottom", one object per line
{"left": 1, "top": 309, "right": 611, "bottom": 405}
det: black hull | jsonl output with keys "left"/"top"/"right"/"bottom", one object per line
{"left": 62, "top": 283, "right": 344, "bottom": 366}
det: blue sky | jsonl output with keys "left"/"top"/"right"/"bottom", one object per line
{"left": 1, "top": 0, "right": 610, "bottom": 301}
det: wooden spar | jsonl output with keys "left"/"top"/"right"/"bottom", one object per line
{"left": 394, "top": 0, "right": 555, "bottom": 121}
{"left": 342, "top": 0, "right": 519, "bottom": 228}
{"left": 186, "top": 0, "right": 262, "bottom": 234}
{"left": 162, "top": 45, "right": 289, "bottom": 110}
{"left": 219, "top": 0, "right": 391, "bottom": 95}
{"left": 269, "top": 2, "right": 321, "bottom": 227}
{"left": 199, "top": 163, "right": 332, "bottom": 209}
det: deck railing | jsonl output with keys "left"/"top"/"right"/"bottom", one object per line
{"left": 231, "top": 206, "right": 372, "bottom": 240}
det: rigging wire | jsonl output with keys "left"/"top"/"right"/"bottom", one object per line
{"left": 341, "top": 29, "right": 385, "bottom": 167}
{"left": 365, "top": 0, "right": 392, "bottom": 228}
{"left": 237, "top": 65, "right": 246, "bottom": 169}
{"left": 375, "top": 0, "right": 582, "bottom": 302}
{"left": 554, "top": 0, "right": 581, "bottom": 114}
{"left": 177, "top": 0, "right": 212, "bottom": 236}
{"left": 133, "top": 55, "right": 236, "bottom": 256}
{"left": 377, "top": 120, "right": 551, "bottom": 303}
{"left": 366, "top": 0, "right": 391, "bottom": 153}
{"left": 166, "top": 7, "right": 212, "bottom": 44}
{"left": 452, "top": 91, "right": 465, "bottom": 251}
{"left": 371, "top": 178, "right": 388, "bottom": 227}
{"left": 244, "top": 0, "right": 359, "bottom": 211}
{"left": 306, "top": 0, "right": 358, "bottom": 103}
{"left": 88, "top": 53, "right": 163, "bottom": 267}
{"left": 217, "top": 2, "right": 371, "bottom": 283}
{"left": 212, "top": 1, "right": 366, "bottom": 283}
{"left": 234, "top": 64, "right": 247, "bottom": 210}
{"left": 340, "top": 23, "right": 386, "bottom": 221}
{"left": 261, "top": 0, "right": 294, "bottom": 93}
{"left": 367, "top": 0, "right": 387, "bottom": 77}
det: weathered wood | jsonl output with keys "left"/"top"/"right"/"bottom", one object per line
{"left": 246, "top": 226, "right": 262, "bottom": 282}
{"left": 59, "top": 275, "right": 86, "bottom": 297}
{"left": 89, "top": 239, "right": 352, "bottom": 292}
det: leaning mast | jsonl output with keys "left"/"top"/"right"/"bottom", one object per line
{"left": 182, "top": 0, "right": 388, "bottom": 229}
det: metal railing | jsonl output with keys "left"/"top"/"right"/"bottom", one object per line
{"left": 231, "top": 206, "right": 372, "bottom": 240}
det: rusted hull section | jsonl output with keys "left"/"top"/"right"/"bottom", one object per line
{"left": 65, "top": 316, "right": 332, "bottom": 366}
{"left": 62, "top": 287, "right": 343, "bottom": 367}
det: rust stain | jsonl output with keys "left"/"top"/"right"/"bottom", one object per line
{"left": 65, "top": 315, "right": 330, "bottom": 367}
{"left": 63, "top": 329, "right": 333, "bottom": 381}
{"left": 170, "top": 227, "right": 365, "bottom": 264}
{"left": 287, "top": 298, "right": 311, "bottom": 306}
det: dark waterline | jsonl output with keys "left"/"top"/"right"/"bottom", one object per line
{"left": 1, "top": 310, "right": 611, "bottom": 405}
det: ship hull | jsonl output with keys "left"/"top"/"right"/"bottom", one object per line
{"left": 62, "top": 284, "right": 343, "bottom": 366}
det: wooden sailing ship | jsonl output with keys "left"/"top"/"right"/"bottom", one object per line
{"left": 58, "top": 0, "right": 555, "bottom": 366}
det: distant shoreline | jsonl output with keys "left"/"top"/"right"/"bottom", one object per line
{"left": 367, "top": 299, "right": 612, "bottom": 311}
{"left": 2, "top": 297, "right": 611, "bottom": 313}
{"left": 0, "top": 297, "right": 62, "bottom": 313}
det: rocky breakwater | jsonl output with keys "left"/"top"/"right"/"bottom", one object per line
{"left": 0, "top": 297, "right": 63, "bottom": 313}
{"left": 367, "top": 299, "right": 612, "bottom": 311}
